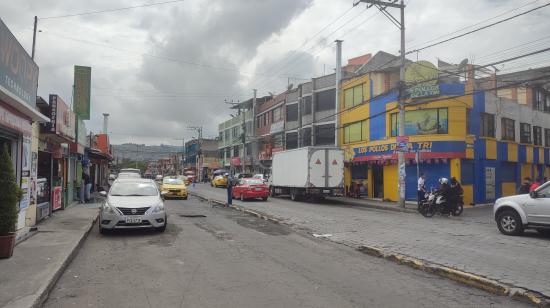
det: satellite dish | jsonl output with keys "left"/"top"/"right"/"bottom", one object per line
{"left": 287, "top": 83, "right": 294, "bottom": 90}
{"left": 458, "top": 58, "right": 468, "bottom": 70}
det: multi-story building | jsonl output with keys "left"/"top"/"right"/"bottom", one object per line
{"left": 256, "top": 92, "right": 286, "bottom": 172}
{"left": 339, "top": 50, "right": 550, "bottom": 205}
{"left": 218, "top": 99, "right": 255, "bottom": 173}
{"left": 185, "top": 138, "right": 219, "bottom": 180}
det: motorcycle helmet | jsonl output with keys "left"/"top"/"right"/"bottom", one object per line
{"left": 439, "top": 177, "right": 449, "bottom": 185}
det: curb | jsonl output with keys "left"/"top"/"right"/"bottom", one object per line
{"left": 357, "top": 245, "right": 550, "bottom": 307}
{"left": 338, "top": 199, "right": 417, "bottom": 213}
{"left": 31, "top": 210, "right": 99, "bottom": 308}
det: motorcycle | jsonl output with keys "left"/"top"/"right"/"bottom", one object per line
{"left": 418, "top": 190, "right": 463, "bottom": 217}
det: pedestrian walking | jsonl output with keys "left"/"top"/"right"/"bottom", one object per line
{"left": 83, "top": 172, "right": 92, "bottom": 202}
{"left": 226, "top": 175, "right": 233, "bottom": 206}
{"left": 530, "top": 177, "right": 542, "bottom": 192}
{"left": 518, "top": 177, "right": 531, "bottom": 194}
{"left": 417, "top": 172, "right": 427, "bottom": 206}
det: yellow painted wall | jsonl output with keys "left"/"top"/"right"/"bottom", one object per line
{"left": 367, "top": 168, "right": 373, "bottom": 198}
{"left": 526, "top": 145, "right": 533, "bottom": 163}
{"left": 450, "top": 158, "right": 460, "bottom": 181}
{"left": 517, "top": 87, "right": 527, "bottom": 105}
{"left": 502, "top": 182, "right": 516, "bottom": 197}
{"left": 497, "top": 88, "right": 513, "bottom": 100}
{"left": 508, "top": 143, "right": 518, "bottom": 162}
{"left": 344, "top": 166, "right": 351, "bottom": 194}
{"left": 485, "top": 139, "right": 497, "bottom": 160}
{"left": 521, "top": 163, "right": 532, "bottom": 180}
{"left": 462, "top": 185, "right": 473, "bottom": 206}
{"left": 383, "top": 164, "right": 398, "bottom": 201}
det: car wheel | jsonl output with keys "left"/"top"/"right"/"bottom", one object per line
{"left": 497, "top": 210, "right": 524, "bottom": 236}
{"left": 269, "top": 187, "right": 275, "bottom": 197}
{"left": 99, "top": 221, "right": 108, "bottom": 235}
{"left": 536, "top": 229, "right": 550, "bottom": 236}
{"left": 262, "top": 197, "right": 268, "bottom": 201}
{"left": 290, "top": 191, "right": 298, "bottom": 201}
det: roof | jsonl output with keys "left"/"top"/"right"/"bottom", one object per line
{"left": 114, "top": 178, "right": 154, "bottom": 184}
{"left": 354, "top": 50, "right": 412, "bottom": 75}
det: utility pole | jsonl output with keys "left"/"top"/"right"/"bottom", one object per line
{"left": 252, "top": 89, "right": 257, "bottom": 173}
{"left": 224, "top": 99, "right": 246, "bottom": 174}
{"left": 173, "top": 138, "right": 185, "bottom": 174}
{"left": 31, "top": 16, "right": 37, "bottom": 60}
{"left": 188, "top": 126, "right": 203, "bottom": 180}
{"left": 335, "top": 40, "right": 343, "bottom": 147}
{"left": 135, "top": 144, "right": 138, "bottom": 169}
{"left": 355, "top": 0, "right": 407, "bottom": 207}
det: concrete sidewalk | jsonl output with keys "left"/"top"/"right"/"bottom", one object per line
{"left": 0, "top": 203, "right": 100, "bottom": 308}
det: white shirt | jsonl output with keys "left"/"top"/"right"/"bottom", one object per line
{"left": 418, "top": 177, "right": 425, "bottom": 191}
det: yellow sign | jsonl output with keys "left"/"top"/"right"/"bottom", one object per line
{"left": 405, "top": 61, "right": 439, "bottom": 98}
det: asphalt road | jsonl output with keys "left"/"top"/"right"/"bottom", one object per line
{"left": 44, "top": 197, "right": 528, "bottom": 308}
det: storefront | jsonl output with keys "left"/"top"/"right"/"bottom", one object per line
{"left": 1, "top": 18, "right": 49, "bottom": 229}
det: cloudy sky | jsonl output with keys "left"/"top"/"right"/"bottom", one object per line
{"left": 2, "top": 0, "right": 549, "bottom": 146}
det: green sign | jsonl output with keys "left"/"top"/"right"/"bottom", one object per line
{"left": 0, "top": 18, "right": 39, "bottom": 107}
{"left": 73, "top": 66, "right": 91, "bottom": 120}
{"left": 405, "top": 61, "right": 440, "bottom": 99}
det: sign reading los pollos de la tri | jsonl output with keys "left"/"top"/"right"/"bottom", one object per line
{"left": 0, "top": 18, "right": 39, "bottom": 107}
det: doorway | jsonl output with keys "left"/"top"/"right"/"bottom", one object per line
{"left": 372, "top": 165, "right": 384, "bottom": 198}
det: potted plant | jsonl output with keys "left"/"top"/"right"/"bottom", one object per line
{"left": 0, "top": 145, "right": 22, "bottom": 258}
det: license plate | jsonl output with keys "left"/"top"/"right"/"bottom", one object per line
{"left": 255, "top": 187, "right": 262, "bottom": 191}
{"left": 125, "top": 217, "right": 142, "bottom": 224}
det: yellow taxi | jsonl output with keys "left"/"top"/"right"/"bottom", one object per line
{"left": 161, "top": 176, "right": 188, "bottom": 199}
{"left": 178, "top": 175, "right": 190, "bottom": 186}
{"left": 211, "top": 175, "right": 228, "bottom": 188}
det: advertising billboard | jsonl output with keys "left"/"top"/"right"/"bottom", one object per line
{"left": 405, "top": 61, "right": 439, "bottom": 99}
{"left": 391, "top": 108, "right": 448, "bottom": 136}
{"left": 0, "top": 18, "right": 39, "bottom": 108}
{"left": 73, "top": 66, "right": 91, "bottom": 120}
{"left": 47, "top": 95, "right": 76, "bottom": 141}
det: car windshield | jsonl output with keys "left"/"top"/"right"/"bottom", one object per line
{"left": 109, "top": 182, "right": 158, "bottom": 196}
{"left": 244, "top": 179, "right": 264, "bottom": 185}
{"left": 118, "top": 173, "right": 141, "bottom": 178}
{"left": 163, "top": 178, "right": 184, "bottom": 185}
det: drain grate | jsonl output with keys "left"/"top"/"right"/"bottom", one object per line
{"left": 179, "top": 214, "right": 207, "bottom": 218}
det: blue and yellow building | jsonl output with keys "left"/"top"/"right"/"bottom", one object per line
{"left": 340, "top": 52, "right": 550, "bottom": 205}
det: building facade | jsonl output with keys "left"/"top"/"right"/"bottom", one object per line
{"left": 256, "top": 92, "right": 286, "bottom": 172}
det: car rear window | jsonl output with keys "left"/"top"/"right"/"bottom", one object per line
{"left": 245, "top": 179, "right": 264, "bottom": 185}
{"left": 163, "top": 178, "right": 184, "bottom": 185}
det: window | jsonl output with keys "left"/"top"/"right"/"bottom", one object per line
{"left": 534, "top": 126, "right": 543, "bottom": 146}
{"left": 286, "top": 103, "right": 298, "bottom": 122}
{"left": 466, "top": 109, "right": 471, "bottom": 135}
{"left": 246, "top": 143, "right": 253, "bottom": 156}
{"left": 273, "top": 106, "right": 283, "bottom": 122}
{"left": 302, "top": 127, "right": 311, "bottom": 146}
{"left": 534, "top": 88, "right": 545, "bottom": 111}
{"left": 233, "top": 146, "right": 239, "bottom": 157}
{"left": 315, "top": 124, "right": 335, "bottom": 145}
{"left": 225, "top": 147, "right": 231, "bottom": 158}
{"left": 501, "top": 118, "right": 515, "bottom": 141}
{"left": 344, "top": 120, "right": 368, "bottom": 144}
{"left": 302, "top": 96, "right": 312, "bottom": 115}
{"left": 343, "top": 84, "right": 364, "bottom": 109}
{"left": 224, "top": 130, "right": 230, "bottom": 141}
{"left": 315, "top": 89, "right": 336, "bottom": 111}
{"left": 520, "top": 123, "right": 531, "bottom": 144}
{"left": 232, "top": 126, "right": 239, "bottom": 139}
{"left": 480, "top": 113, "right": 495, "bottom": 137}
{"left": 256, "top": 116, "right": 261, "bottom": 128}
{"left": 219, "top": 132, "right": 223, "bottom": 140}
{"left": 390, "top": 108, "right": 448, "bottom": 136}
{"left": 286, "top": 132, "right": 298, "bottom": 149}
{"left": 545, "top": 129, "right": 550, "bottom": 147}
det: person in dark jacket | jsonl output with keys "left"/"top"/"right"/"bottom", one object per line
{"left": 518, "top": 177, "right": 531, "bottom": 194}
{"left": 436, "top": 177, "right": 452, "bottom": 214}
{"left": 226, "top": 174, "right": 233, "bottom": 206}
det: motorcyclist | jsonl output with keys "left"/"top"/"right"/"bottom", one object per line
{"left": 436, "top": 177, "right": 452, "bottom": 214}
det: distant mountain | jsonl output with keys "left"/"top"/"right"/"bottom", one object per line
{"left": 112, "top": 143, "right": 182, "bottom": 162}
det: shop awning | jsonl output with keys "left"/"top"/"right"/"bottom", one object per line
{"left": 0, "top": 88, "right": 49, "bottom": 122}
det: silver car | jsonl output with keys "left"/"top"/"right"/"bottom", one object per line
{"left": 99, "top": 178, "right": 167, "bottom": 234}
{"left": 493, "top": 181, "right": 550, "bottom": 236}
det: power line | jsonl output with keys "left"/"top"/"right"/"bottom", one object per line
{"left": 39, "top": 0, "right": 186, "bottom": 20}
{"left": 407, "top": 1, "right": 550, "bottom": 55}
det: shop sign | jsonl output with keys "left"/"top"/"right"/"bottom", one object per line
{"left": 52, "top": 186, "right": 63, "bottom": 210}
{"left": 395, "top": 136, "right": 409, "bottom": 153}
{"left": 47, "top": 95, "right": 76, "bottom": 141}
{"left": 231, "top": 157, "right": 241, "bottom": 166}
{"left": 270, "top": 121, "right": 284, "bottom": 134}
{"left": 0, "top": 102, "right": 32, "bottom": 136}
{"left": 353, "top": 141, "right": 465, "bottom": 162}
{"left": 404, "top": 61, "right": 440, "bottom": 99}
{"left": 0, "top": 19, "right": 39, "bottom": 108}
{"left": 73, "top": 66, "right": 91, "bottom": 120}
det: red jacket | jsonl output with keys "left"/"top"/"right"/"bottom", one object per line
{"left": 529, "top": 183, "right": 540, "bottom": 192}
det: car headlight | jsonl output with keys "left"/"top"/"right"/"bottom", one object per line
{"left": 149, "top": 202, "right": 165, "bottom": 214}
{"left": 102, "top": 202, "right": 117, "bottom": 214}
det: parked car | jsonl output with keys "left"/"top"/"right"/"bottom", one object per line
{"left": 98, "top": 178, "right": 167, "bottom": 233}
{"left": 232, "top": 178, "right": 269, "bottom": 201}
{"left": 119, "top": 168, "right": 141, "bottom": 175}
{"left": 211, "top": 175, "right": 228, "bottom": 188}
{"left": 493, "top": 181, "right": 550, "bottom": 236}
{"left": 161, "top": 176, "right": 188, "bottom": 200}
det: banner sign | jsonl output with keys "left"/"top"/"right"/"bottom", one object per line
{"left": 52, "top": 186, "right": 62, "bottom": 210}
{"left": 352, "top": 141, "right": 466, "bottom": 162}
{"left": 0, "top": 18, "right": 39, "bottom": 108}
{"left": 47, "top": 95, "right": 75, "bottom": 141}
{"left": 405, "top": 61, "right": 440, "bottom": 99}
{"left": 395, "top": 136, "right": 409, "bottom": 153}
{"left": 73, "top": 66, "right": 91, "bottom": 120}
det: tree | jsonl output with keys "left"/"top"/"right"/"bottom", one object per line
{"left": 0, "top": 145, "right": 22, "bottom": 236}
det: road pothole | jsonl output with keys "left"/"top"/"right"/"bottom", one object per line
{"left": 179, "top": 214, "right": 207, "bottom": 218}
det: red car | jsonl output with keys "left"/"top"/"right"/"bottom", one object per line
{"left": 232, "top": 178, "right": 269, "bottom": 201}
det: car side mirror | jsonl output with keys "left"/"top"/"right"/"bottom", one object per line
{"left": 99, "top": 191, "right": 107, "bottom": 197}
{"left": 530, "top": 191, "right": 538, "bottom": 198}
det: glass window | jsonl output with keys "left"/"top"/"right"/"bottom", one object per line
{"left": 520, "top": 123, "right": 531, "bottom": 144}
{"left": 163, "top": 178, "right": 184, "bottom": 185}
{"left": 390, "top": 108, "right": 448, "bottom": 136}
{"left": 302, "top": 127, "right": 311, "bottom": 146}
{"left": 501, "top": 118, "right": 515, "bottom": 141}
{"left": 545, "top": 129, "right": 550, "bottom": 147}
{"left": 233, "top": 146, "right": 239, "bottom": 157}
{"left": 286, "top": 132, "right": 298, "bottom": 149}
{"left": 344, "top": 120, "right": 368, "bottom": 144}
{"left": 315, "top": 124, "right": 335, "bottom": 145}
{"left": 480, "top": 113, "right": 495, "bottom": 137}
{"left": 344, "top": 88, "right": 353, "bottom": 109}
{"left": 534, "top": 126, "right": 543, "bottom": 146}
{"left": 315, "top": 89, "right": 336, "bottom": 111}
{"left": 353, "top": 85, "right": 363, "bottom": 106}
{"left": 286, "top": 103, "right": 298, "bottom": 121}
{"left": 273, "top": 107, "right": 282, "bottom": 122}
{"left": 302, "top": 96, "right": 312, "bottom": 115}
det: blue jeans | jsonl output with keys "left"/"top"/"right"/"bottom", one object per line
{"left": 79, "top": 185, "right": 85, "bottom": 203}
{"left": 85, "top": 183, "right": 92, "bottom": 201}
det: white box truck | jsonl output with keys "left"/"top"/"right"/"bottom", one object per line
{"left": 269, "top": 147, "right": 344, "bottom": 201}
